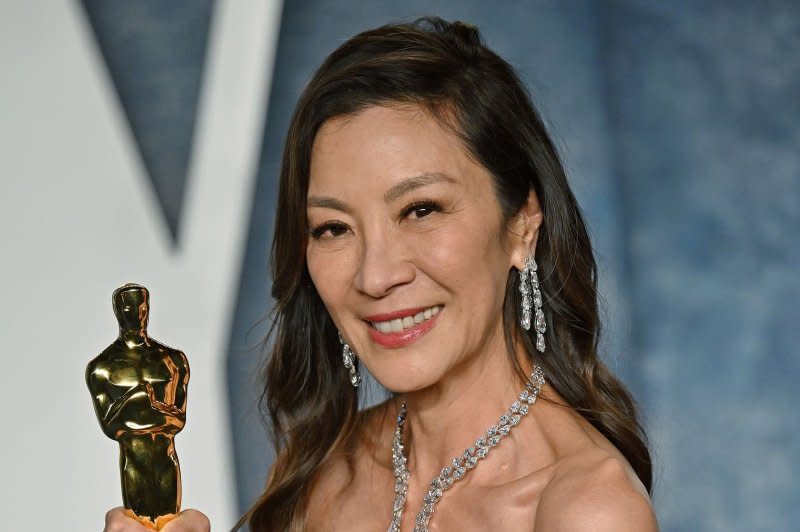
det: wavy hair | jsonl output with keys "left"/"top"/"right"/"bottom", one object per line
{"left": 241, "top": 17, "right": 652, "bottom": 531}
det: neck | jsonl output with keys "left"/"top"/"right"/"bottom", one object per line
{"left": 119, "top": 328, "right": 148, "bottom": 348}
{"left": 400, "top": 334, "right": 534, "bottom": 483}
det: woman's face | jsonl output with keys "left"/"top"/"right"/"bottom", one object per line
{"left": 306, "top": 104, "right": 537, "bottom": 392}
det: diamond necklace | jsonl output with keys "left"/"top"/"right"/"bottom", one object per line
{"left": 388, "top": 366, "right": 546, "bottom": 532}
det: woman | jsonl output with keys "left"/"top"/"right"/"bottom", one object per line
{"left": 106, "top": 17, "right": 657, "bottom": 531}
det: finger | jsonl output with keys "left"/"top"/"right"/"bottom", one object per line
{"left": 104, "top": 507, "right": 150, "bottom": 532}
{"left": 161, "top": 509, "right": 211, "bottom": 532}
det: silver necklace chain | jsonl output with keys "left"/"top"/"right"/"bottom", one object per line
{"left": 388, "top": 366, "right": 546, "bottom": 532}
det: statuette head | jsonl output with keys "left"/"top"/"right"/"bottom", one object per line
{"left": 112, "top": 283, "right": 149, "bottom": 332}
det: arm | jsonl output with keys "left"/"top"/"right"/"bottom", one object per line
{"left": 101, "top": 381, "right": 187, "bottom": 436}
{"left": 86, "top": 361, "right": 122, "bottom": 439}
{"left": 170, "top": 350, "right": 189, "bottom": 415}
{"left": 87, "top": 362, "right": 183, "bottom": 438}
{"left": 104, "top": 383, "right": 149, "bottom": 425}
{"left": 535, "top": 457, "right": 658, "bottom": 532}
{"left": 147, "top": 349, "right": 189, "bottom": 420}
{"left": 544, "top": 488, "right": 658, "bottom": 532}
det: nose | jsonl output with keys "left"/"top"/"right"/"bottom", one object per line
{"left": 353, "top": 228, "right": 415, "bottom": 298}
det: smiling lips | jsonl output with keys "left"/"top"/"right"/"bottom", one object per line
{"left": 365, "top": 305, "right": 442, "bottom": 348}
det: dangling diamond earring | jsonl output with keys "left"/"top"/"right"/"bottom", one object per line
{"left": 338, "top": 331, "right": 362, "bottom": 387}
{"left": 519, "top": 256, "right": 546, "bottom": 353}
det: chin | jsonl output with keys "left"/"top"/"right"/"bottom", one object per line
{"left": 368, "top": 359, "right": 445, "bottom": 394}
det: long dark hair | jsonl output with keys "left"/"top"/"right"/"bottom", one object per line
{"left": 243, "top": 17, "right": 652, "bottom": 531}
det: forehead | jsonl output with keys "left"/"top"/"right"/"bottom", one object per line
{"left": 308, "top": 104, "right": 484, "bottom": 196}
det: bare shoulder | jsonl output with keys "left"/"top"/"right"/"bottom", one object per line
{"left": 535, "top": 451, "right": 658, "bottom": 532}
{"left": 305, "top": 433, "right": 363, "bottom": 532}
{"left": 306, "top": 399, "right": 396, "bottom": 531}
{"left": 305, "top": 446, "right": 354, "bottom": 518}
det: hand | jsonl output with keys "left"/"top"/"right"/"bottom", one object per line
{"left": 104, "top": 507, "right": 210, "bottom": 531}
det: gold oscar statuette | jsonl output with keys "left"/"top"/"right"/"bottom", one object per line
{"left": 86, "top": 283, "right": 190, "bottom": 530}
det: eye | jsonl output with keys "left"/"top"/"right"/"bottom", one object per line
{"left": 309, "top": 222, "right": 349, "bottom": 240}
{"left": 402, "top": 200, "right": 443, "bottom": 220}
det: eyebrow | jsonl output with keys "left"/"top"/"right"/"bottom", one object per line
{"left": 307, "top": 172, "right": 457, "bottom": 213}
{"left": 306, "top": 196, "right": 352, "bottom": 213}
{"left": 383, "top": 172, "right": 457, "bottom": 203}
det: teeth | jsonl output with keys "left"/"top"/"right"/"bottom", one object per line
{"left": 374, "top": 321, "right": 392, "bottom": 333}
{"left": 372, "top": 305, "right": 441, "bottom": 333}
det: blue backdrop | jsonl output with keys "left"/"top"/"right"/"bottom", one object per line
{"left": 81, "top": 1, "right": 800, "bottom": 530}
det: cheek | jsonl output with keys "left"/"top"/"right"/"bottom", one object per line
{"left": 414, "top": 219, "right": 510, "bottom": 299}
{"left": 306, "top": 247, "right": 355, "bottom": 320}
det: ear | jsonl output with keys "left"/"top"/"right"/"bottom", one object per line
{"left": 508, "top": 189, "right": 543, "bottom": 270}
